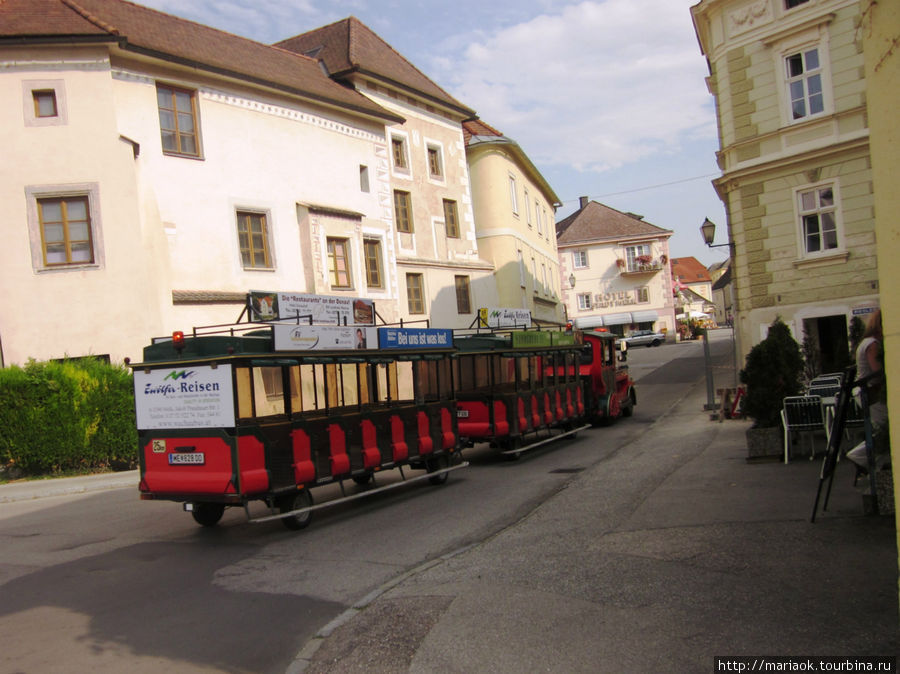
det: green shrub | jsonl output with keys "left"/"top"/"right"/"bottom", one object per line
{"left": 0, "top": 358, "right": 137, "bottom": 476}
{"left": 739, "top": 318, "right": 804, "bottom": 428}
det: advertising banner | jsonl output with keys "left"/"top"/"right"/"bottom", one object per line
{"left": 378, "top": 327, "right": 453, "bottom": 350}
{"left": 133, "top": 365, "right": 235, "bottom": 430}
{"left": 249, "top": 290, "right": 375, "bottom": 325}
{"left": 478, "top": 307, "right": 532, "bottom": 328}
{"left": 510, "top": 331, "right": 552, "bottom": 348}
{"left": 273, "top": 325, "right": 378, "bottom": 351}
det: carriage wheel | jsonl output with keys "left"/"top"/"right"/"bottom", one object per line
{"left": 279, "top": 489, "right": 314, "bottom": 530}
{"left": 427, "top": 453, "right": 450, "bottom": 485}
{"left": 191, "top": 502, "right": 225, "bottom": 528}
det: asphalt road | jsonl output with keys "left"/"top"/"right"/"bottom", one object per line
{"left": 0, "top": 331, "right": 736, "bottom": 674}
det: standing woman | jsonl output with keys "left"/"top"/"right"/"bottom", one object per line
{"left": 847, "top": 310, "right": 889, "bottom": 470}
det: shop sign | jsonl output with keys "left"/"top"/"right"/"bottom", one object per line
{"left": 478, "top": 307, "right": 532, "bottom": 328}
{"left": 134, "top": 365, "right": 235, "bottom": 430}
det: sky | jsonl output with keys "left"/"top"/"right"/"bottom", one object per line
{"left": 141, "top": 0, "right": 730, "bottom": 266}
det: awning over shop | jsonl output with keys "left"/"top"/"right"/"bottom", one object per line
{"left": 602, "top": 312, "right": 633, "bottom": 326}
{"left": 630, "top": 310, "right": 659, "bottom": 323}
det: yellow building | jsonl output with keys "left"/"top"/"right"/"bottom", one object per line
{"left": 463, "top": 120, "right": 565, "bottom": 326}
{"left": 692, "top": 0, "right": 877, "bottom": 372}
{"left": 861, "top": 0, "right": 900, "bottom": 594}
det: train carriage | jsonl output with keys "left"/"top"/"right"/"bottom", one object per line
{"left": 453, "top": 328, "right": 589, "bottom": 456}
{"left": 130, "top": 321, "right": 462, "bottom": 530}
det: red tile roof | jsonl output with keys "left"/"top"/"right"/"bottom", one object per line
{"left": 0, "top": 0, "right": 400, "bottom": 123}
{"left": 462, "top": 119, "right": 504, "bottom": 144}
{"left": 556, "top": 200, "right": 672, "bottom": 244}
{"left": 276, "top": 17, "right": 475, "bottom": 118}
{"left": 670, "top": 257, "right": 712, "bottom": 283}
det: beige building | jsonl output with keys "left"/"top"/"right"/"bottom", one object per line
{"left": 1, "top": 0, "right": 403, "bottom": 365}
{"left": 692, "top": 0, "right": 878, "bottom": 373}
{"left": 556, "top": 199, "right": 676, "bottom": 338}
{"left": 861, "top": 0, "right": 900, "bottom": 584}
{"left": 463, "top": 119, "right": 565, "bottom": 326}
{"left": 277, "top": 19, "right": 498, "bottom": 330}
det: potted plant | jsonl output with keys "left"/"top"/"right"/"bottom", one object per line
{"left": 739, "top": 317, "right": 805, "bottom": 458}
{"left": 615, "top": 258, "right": 626, "bottom": 269}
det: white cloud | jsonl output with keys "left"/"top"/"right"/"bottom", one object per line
{"left": 433, "top": 0, "right": 715, "bottom": 173}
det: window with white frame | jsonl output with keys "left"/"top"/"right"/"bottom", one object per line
{"left": 509, "top": 175, "right": 519, "bottom": 215}
{"left": 577, "top": 293, "right": 592, "bottom": 310}
{"left": 625, "top": 244, "right": 651, "bottom": 272}
{"left": 635, "top": 286, "right": 650, "bottom": 303}
{"left": 785, "top": 47, "right": 824, "bottom": 121}
{"left": 391, "top": 134, "right": 409, "bottom": 172}
{"left": 573, "top": 250, "right": 588, "bottom": 269}
{"left": 543, "top": 208, "right": 550, "bottom": 239}
{"left": 524, "top": 188, "right": 531, "bottom": 226}
{"left": 797, "top": 183, "right": 839, "bottom": 255}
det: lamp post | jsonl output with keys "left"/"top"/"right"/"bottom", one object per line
{"left": 699, "top": 218, "right": 737, "bottom": 411}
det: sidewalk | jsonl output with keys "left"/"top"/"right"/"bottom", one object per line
{"left": 292, "top": 381, "right": 899, "bottom": 673}
{"left": 0, "top": 469, "right": 138, "bottom": 503}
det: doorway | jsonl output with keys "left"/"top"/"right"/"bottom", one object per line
{"left": 802, "top": 315, "right": 850, "bottom": 377}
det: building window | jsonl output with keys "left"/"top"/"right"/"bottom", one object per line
{"left": 364, "top": 239, "right": 383, "bottom": 288}
{"left": 543, "top": 208, "right": 550, "bottom": 239}
{"left": 524, "top": 188, "right": 531, "bottom": 226}
{"left": 443, "top": 199, "right": 460, "bottom": 238}
{"left": 541, "top": 264, "right": 548, "bottom": 294}
{"left": 518, "top": 250, "right": 526, "bottom": 287}
{"left": 455, "top": 276, "right": 471, "bottom": 314}
{"left": 37, "top": 196, "right": 94, "bottom": 266}
{"left": 798, "top": 184, "right": 838, "bottom": 255}
{"left": 573, "top": 250, "right": 588, "bottom": 269}
{"left": 394, "top": 190, "right": 413, "bottom": 233}
{"left": 531, "top": 257, "right": 537, "bottom": 293}
{"left": 427, "top": 145, "right": 443, "bottom": 179}
{"left": 32, "top": 90, "right": 57, "bottom": 118}
{"left": 786, "top": 48, "right": 824, "bottom": 120}
{"left": 785, "top": 0, "right": 810, "bottom": 8}
{"left": 23, "top": 80, "right": 67, "bottom": 127}
{"left": 406, "top": 273, "right": 425, "bottom": 314}
{"left": 327, "top": 237, "right": 352, "bottom": 288}
{"left": 157, "top": 83, "right": 200, "bottom": 157}
{"left": 236, "top": 211, "right": 271, "bottom": 269}
{"left": 391, "top": 135, "right": 408, "bottom": 171}
{"left": 535, "top": 202, "right": 542, "bottom": 234}
{"left": 577, "top": 293, "right": 592, "bottom": 310}
{"left": 625, "top": 244, "right": 651, "bottom": 272}
{"left": 509, "top": 175, "right": 519, "bottom": 215}
{"left": 635, "top": 286, "right": 650, "bottom": 303}
{"left": 359, "top": 165, "right": 370, "bottom": 192}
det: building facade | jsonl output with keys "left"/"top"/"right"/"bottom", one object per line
{"left": 277, "top": 18, "right": 498, "bottom": 330}
{"left": 692, "top": 0, "right": 878, "bottom": 372}
{"left": 463, "top": 120, "right": 565, "bottom": 326}
{"left": 556, "top": 199, "right": 676, "bottom": 338}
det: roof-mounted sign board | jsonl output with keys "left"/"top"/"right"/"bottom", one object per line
{"left": 249, "top": 290, "right": 374, "bottom": 325}
{"left": 378, "top": 327, "right": 453, "bottom": 350}
{"left": 478, "top": 307, "right": 532, "bottom": 328}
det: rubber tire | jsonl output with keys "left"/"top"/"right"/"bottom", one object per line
{"left": 622, "top": 390, "right": 636, "bottom": 417}
{"left": 191, "top": 502, "right": 225, "bottom": 528}
{"left": 279, "top": 489, "right": 314, "bottom": 531}
{"left": 651, "top": 340, "right": 660, "bottom": 347}
{"left": 502, "top": 436, "right": 523, "bottom": 461}
{"left": 427, "top": 453, "right": 450, "bottom": 484}
{"left": 352, "top": 473, "right": 373, "bottom": 486}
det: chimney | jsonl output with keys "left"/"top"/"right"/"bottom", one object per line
{"left": 579, "top": 196, "right": 589, "bottom": 209}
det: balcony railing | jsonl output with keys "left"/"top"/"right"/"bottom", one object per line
{"left": 619, "top": 259, "right": 664, "bottom": 275}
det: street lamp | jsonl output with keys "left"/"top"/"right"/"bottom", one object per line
{"left": 699, "top": 217, "right": 733, "bottom": 250}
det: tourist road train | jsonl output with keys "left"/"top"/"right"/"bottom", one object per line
{"left": 128, "top": 293, "right": 636, "bottom": 530}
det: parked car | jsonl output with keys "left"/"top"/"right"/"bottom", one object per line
{"left": 620, "top": 329, "right": 666, "bottom": 348}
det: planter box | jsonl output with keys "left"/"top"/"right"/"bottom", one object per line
{"left": 746, "top": 426, "right": 783, "bottom": 459}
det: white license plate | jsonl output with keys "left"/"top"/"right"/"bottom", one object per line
{"left": 456, "top": 409, "right": 469, "bottom": 418}
{"left": 169, "top": 452, "right": 205, "bottom": 465}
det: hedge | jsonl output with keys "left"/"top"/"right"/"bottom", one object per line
{"left": 0, "top": 358, "right": 137, "bottom": 476}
